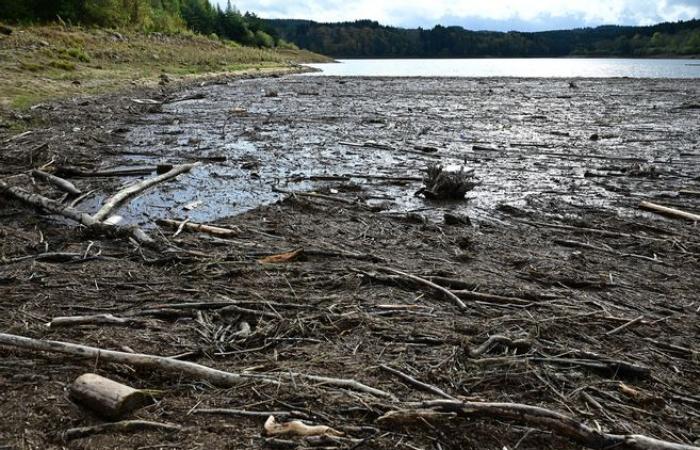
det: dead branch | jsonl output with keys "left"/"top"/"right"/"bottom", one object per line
{"left": 0, "top": 333, "right": 394, "bottom": 398}
{"left": 157, "top": 219, "right": 240, "bottom": 237}
{"left": 31, "top": 169, "right": 81, "bottom": 196}
{"left": 639, "top": 201, "right": 700, "bottom": 222}
{"left": 379, "top": 267, "right": 468, "bottom": 310}
{"left": 381, "top": 399, "right": 700, "bottom": 450}
{"left": 0, "top": 180, "right": 153, "bottom": 245}
{"left": 61, "top": 420, "right": 181, "bottom": 442}
{"left": 48, "top": 314, "right": 140, "bottom": 328}
{"left": 379, "top": 365, "right": 456, "bottom": 400}
{"left": 93, "top": 162, "right": 201, "bottom": 222}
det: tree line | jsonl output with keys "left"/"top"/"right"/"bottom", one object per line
{"left": 265, "top": 18, "right": 700, "bottom": 57}
{"left": 0, "top": 0, "right": 292, "bottom": 49}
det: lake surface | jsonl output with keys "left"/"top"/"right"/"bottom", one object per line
{"left": 304, "top": 58, "right": 700, "bottom": 78}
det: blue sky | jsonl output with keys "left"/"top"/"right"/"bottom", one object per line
{"left": 215, "top": 0, "right": 700, "bottom": 31}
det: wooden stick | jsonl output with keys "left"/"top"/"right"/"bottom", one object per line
{"left": 157, "top": 218, "right": 240, "bottom": 237}
{"left": 273, "top": 187, "right": 358, "bottom": 206}
{"left": 48, "top": 314, "right": 139, "bottom": 328}
{"left": 62, "top": 420, "right": 181, "bottom": 441}
{"left": 639, "top": 201, "right": 700, "bottom": 222}
{"left": 379, "top": 267, "right": 467, "bottom": 310}
{"left": 379, "top": 365, "right": 456, "bottom": 400}
{"left": 0, "top": 181, "right": 153, "bottom": 245}
{"left": 31, "top": 170, "right": 81, "bottom": 196}
{"left": 0, "top": 333, "right": 393, "bottom": 398}
{"left": 679, "top": 190, "right": 700, "bottom": 197}
{"left": 93, "top": 162, "right": 200, "bottom": 222}
{"left": 605, "top": 316, "right": 644, "bottom": 336}
{"left": 381, "top": 400, "right": 700, "bottom": 450}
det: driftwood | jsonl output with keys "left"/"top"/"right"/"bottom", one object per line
{"left": 48, "top": 314, "right": 139, "bottom": 328}
{"left": 31, "top": 169, "right": 81, "bottom": 196}
{"left": 0, "top": 181, "right": 153, "bottom": 245}
{"left": 69, "top": 373, "right": 152, "bottom": 419}
{"left": 62, "top": 420, "right": 181, "bottom": 441}
{"left": 379, "top": 399, "right": 700, "bottom": 450}
{"left": 273, "top": 187, "right": 358, "bottom": 205}
{"left": 639, "top": 201, "right": 700, "bottom": 222}
{"left": 55, "top": 166, "right": 156, "bottom": 178}
{"left": 93, "top": 162, "right": 201, "bottom": 222}
{"left": 157, "top": 218, "right": 240, "bottom": 237}
{"left": 379, "top": 267, "right": 467, "bottom": 310}
{"left": 264, "top": 415, "right": 344, "bottom": 437}
{"left": 0, "top": 333, "right": 393, "bottom": 398}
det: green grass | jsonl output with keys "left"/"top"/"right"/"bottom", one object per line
{"left": 0, "top": 25, "right": 332, "bottom": 117}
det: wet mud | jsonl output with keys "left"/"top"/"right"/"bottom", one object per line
{"left": 0, "top": 75, "right": 699, "bottom": 450}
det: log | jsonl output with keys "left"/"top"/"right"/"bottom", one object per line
{"left": 380, "top": 400, "right": 700, "bottom": 450}
{"left": 157, "top": 219, "right": 240, "bottom": 237}
{"left": 0, "top": 333, "right": 393, "bottom": 398}
{"left": 69, "top": 373, "right": 151, "bottom": 419}
{"left": 639, "top": 201, "right": 700, "bottom": 222}
{"left": 31, "top": 170, "right": 82, "bottom": 196}
{"left": 92, "top": 162, "right": 201, "bottom": 222}
{"left": 0, "top": 181, "right": 153, "bottom": 245}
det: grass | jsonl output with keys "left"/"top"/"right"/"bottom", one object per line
{"left": 0, "top": 24, "right": 332, "bottom": 119}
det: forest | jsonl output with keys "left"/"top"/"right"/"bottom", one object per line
{"left": 266, "top": 18, "right": 700, "bottom": 58}
{"left": 0, "top": 0, "right": 288, "bottom": 49}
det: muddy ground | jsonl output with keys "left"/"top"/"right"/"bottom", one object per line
{"left": 1, "top": 74, "right": 699, "bottom": 450}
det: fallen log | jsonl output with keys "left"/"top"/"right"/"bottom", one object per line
{"left": 639, "top": 201, "right": 700, "bottom": 222}
{"left": 92, "top": 162, "right": 201, "bottom": 222}
{"left": 379, "top": 399, "right": 700, "bottom": 450}
{"left": 0, "top": 181, "right": 153, "bottom": 245}
{"left": 70, "top": 373, "right": 152, "bottom": 419}
{"left": 31, "top": 170, "right": 82, "bottom": 196}
{"left": 157, "top": 218, "right": 240, "bottom": 237}
{"left": 0, "top": 333, "right": 393, "bottom": 398}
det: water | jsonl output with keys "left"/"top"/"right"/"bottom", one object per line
{"left": 304, "top": 58, "right": 700, "bottom": 78}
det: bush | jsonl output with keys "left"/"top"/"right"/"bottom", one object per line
{"left": 49, "top": 59, "right": 76, "bottom": 71}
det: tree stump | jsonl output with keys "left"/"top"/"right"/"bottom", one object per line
{"left": 69, "top": 373, "right": 151, "bottom": 419}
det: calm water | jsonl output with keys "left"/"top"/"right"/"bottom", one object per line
{"left": 304, "top": 58, "right": 700, "bottom": 78}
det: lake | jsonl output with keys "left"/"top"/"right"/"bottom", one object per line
{"left": 304, "top": 58, "right": 700, "bottom": 78}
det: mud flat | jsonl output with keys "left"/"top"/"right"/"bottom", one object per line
{"left": 1, "top": 75, "right": 699, "bottom": 449}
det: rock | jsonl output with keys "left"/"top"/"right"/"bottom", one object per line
{"left": 589, "top": 133, "right": 599, "bottom": 141}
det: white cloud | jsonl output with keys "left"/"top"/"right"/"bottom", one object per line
{"left": 216, "top": 0, "right": 699, "bottom": 30}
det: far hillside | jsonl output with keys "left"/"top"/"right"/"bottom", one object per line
{"left": 265, "top": 18, "right": 700, "bottom": 58}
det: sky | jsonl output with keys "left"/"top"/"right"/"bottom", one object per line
{"left": 215, "top": 0, "right": 700, "bottom": 32}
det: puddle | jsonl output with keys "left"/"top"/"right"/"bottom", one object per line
{"left": 97, "top": 77, "right": 699, "bottom": 225}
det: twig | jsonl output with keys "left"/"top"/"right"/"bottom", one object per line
{"left": 62, "top": 420, "right": 181, "bottom": 441}
{"left": 378, "top": 267, "right": 467, "bottom": 310}
{"left": 381, "top": 399, "right": 700, "bottom": 450}
{"left": 379, "top": 365, "right": 456, "bottom": 400}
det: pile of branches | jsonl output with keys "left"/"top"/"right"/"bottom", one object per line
{"left": 416, "top": 164, "right": 477, "bottom": 200}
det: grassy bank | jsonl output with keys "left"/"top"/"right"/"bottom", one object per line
{"left": 0, "top": 24, "right": 331, "bottom": 115}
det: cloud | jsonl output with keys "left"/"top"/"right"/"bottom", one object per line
{"left": 216, "top": 0, "right": 699, "bottom": 31}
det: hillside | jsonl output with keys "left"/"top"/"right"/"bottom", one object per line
{"left": 0, "top": 24, "right": 329, "bottom": 127}
{"left": 265, "top": 18, "right": 700, "bottom": 58}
